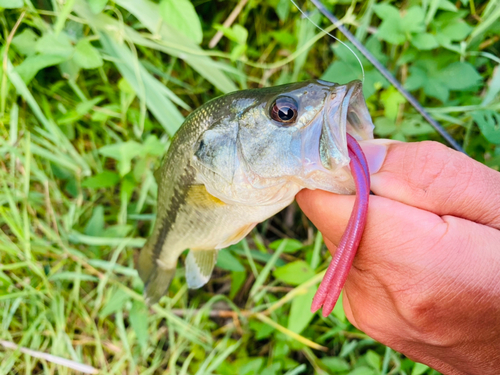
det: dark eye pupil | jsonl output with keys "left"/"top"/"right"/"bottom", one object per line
{"left": 278, "top": 107, "right": 294, "bottom": 121}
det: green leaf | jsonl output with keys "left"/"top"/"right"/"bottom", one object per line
{"left": 15, "top": 54, "right": 67, "bottom": 83}
{"left": 322, "top": 61, "right": 361, "bottom": 86}
{"left": 216, "top": 249, "right": 245, "bottom": 272}
{"left": 276, "top": 0, "right": 290, "bottom": 22}
{"left": 159, "top": 0, "right": 202, "bottom": 44}
{"left": 130, "top": 300, "right": 149, "bottom": 351}
{"left": 230, "top": 25, "right": 248, "bottom": 45}
{"left": 230, "top": 43, "right": 247, "bottom": 61}
{"left": 365, "top": 350, "right": 381, "bottom": 371}
{"left": 401, "top": 119, "right": 435, "bottom": 136}
{"left": 36, "top": 33, "right": 74, "bottom": 58}
{"left": 320, "top": 357, "right": 350, "bottom": 372}
{"left": 287, "top": 287, "right": 316, "bottom": 334}
{"left": 234, "top": 357, "right": 264, "bottom": 375}
{"left": 84, "top": 206, "right": 105, "bottom": 236}
{"left": 347, "top": 367, "right": 377, "bottom": 375}
{"left": 140, "top": 135, "right": 165, "bottom": 157}
{"left": 59, "top": 96, "right": 103, "bottom": 125}
{"left": 269, "top": 239, "right": 303, "bottom": 253}
{"left": 99, "top": 141, "right": 142, "bottom": 176}
{"left": 322, "top": 39, "right": 388, "bottom": 98}
{"left": 214, "top": 24, "right": 248, "bottom": 45}
{"left": 332, "top": 291, "right": 346, "bottom": 322}
{"left": 229, "top": 271, "right": 246, "bottom": 299}
{"left": 101, "top": 224, "right": 133, "bottom": 239}
{"left": 374, "top": 117, "right": 397, "bottom": 137}
{"left": 58, "top": 58, "right": 81, "bottom": 81}
{"left": 89, "top": 0, "right": 108, "bottom": 13}
{"left": 373, "top": 3, "right": 400, "bottom": 20}
{"left": 376, "top": 20, "right": 405, "bottom": 45}
{"left": 248, "top": 321, "right": 275, "bottom": 340}
{"left": 402, "top": 6, "right": 425, "bottom": 33}
{"left": 373, "top": 4, "right": 406, "bottom": 45}
{"left": 270, "top": 31, "right": 296, "bottom": 46}
{"left": 411, "top": 362, "right": 430, "bottom": 375}
{"left": 411, "top": 33, "right": 439, "bottom": 50}
{"left": 74, "top": 39, "right": 103, "bottom": 69}
{"left": 0, "top": 0, "right": 23, "bottom": 8}
{"left": 380, "top": 87, "right": 405, "bottom": 120}
{"left": 82, "top": 171, "right": 120, "bottom": 189}
{"left": 441, "top": 21, "right": 472, "bottom": 41}
{"left": 424, "top": 79, "right": 450, "bottom": 102}
{"left": 472, "top": 110, "right": 500, "bottom": 144}
{"left": 99, "top": 289, "right": 130, "bottom": 318}
{"left": 12, "top": 29, "right": 39, "bottom": 56}
{"left": 273, "top": 261, "right": 315, "bottom": 286}
{"left": 439, "top": 62, "right": 482, "bottom": 90}
{"left": 438, "top": 0, "right": 458, "bottom": 11}
{"left": 405, "top": 66, "right": 426, "bottom": 90}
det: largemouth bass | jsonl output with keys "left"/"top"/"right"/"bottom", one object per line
{"left": 138, "top": 79, "right": 374, "bottom": 315}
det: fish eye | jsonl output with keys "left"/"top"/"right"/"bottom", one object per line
{"left": 269, "top": 96, "right": 298, "bottom": 124}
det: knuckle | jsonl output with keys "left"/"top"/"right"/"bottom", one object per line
{"left": 406, "top": 142, "right": 470, "bottom": 203}
{"left": 392, "top": 285, "right": 456, "bottom": 347}
{"left": 409, "top": 142, "right": 451, "bottom": 190}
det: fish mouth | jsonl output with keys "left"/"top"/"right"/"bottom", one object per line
{"left": 343, "top": 81, "right": 375, "bottom": 141}
{"left": 319, "top": 80, "right": 374, "bottom": 170}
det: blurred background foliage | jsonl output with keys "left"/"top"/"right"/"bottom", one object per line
{"left": 0, "top": 0, "right": 499, "bottom": 373}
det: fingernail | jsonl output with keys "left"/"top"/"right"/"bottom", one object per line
{"left": 359, "top": 139, "right": 397, "bottom": 174}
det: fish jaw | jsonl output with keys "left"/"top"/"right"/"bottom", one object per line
{"left": 298, "top": 81, "right": 374, "bottom": 195}
{"left": 342, "top": 80, "right": 375, "bottom": 142}
{"left": 320, "top": 80, "right": 374, "bottom": 168}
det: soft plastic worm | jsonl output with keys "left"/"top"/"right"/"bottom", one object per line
{"left": 311, "top": 134, "right": 370, "bottom": 317}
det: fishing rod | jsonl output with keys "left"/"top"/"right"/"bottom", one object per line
{"left": 308, "top": 0, "right": 466, "bottom": 153}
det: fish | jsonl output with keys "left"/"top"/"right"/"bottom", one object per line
{"left": 137, "top": 79, "right": 374, "bottom": 315}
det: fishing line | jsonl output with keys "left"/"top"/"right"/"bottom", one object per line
{"left": 289, "top": 0, "right": 365, "bottom": 83}
{"left": 305, "top": 0, "right": 465, "bottom": 153}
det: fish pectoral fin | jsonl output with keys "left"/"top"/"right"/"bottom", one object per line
{"left": 216, "top": 223, "right": 257, "bottom": 249}
{"left": 185, "top": 249, "right": 219, "bottom": 289}
{"left": 186, "top": 184, "right": 225, "bottom": 207}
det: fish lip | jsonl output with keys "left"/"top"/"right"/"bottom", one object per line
{"left": 342, "top": 80, "right": 374, "bottom": 141}
{"left": 320, "top": 80, "right": 374, "bottom": 171}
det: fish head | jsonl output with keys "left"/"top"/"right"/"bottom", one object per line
{"left": 192, "top": 79, "right": 374, "bottom": 205}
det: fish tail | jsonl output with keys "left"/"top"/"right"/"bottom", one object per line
{"left": 143, "top": 267, "right": 176, "bottom": 305}
{"left": 138, "top": 237, "right": 176, "bottom": 305}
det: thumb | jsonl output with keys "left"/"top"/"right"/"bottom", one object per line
{"left": 360, "top": 139, "right": 500, "bottom": 230}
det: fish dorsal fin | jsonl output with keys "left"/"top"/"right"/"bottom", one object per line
{"left": 185, "top": 249, "right": 219, "bottom": 289}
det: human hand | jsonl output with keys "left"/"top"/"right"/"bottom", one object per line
{"left": 296, "top": 140, "right": 500, "bottom": 374}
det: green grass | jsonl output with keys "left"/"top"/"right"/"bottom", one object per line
{"left": 0, "top": 0, "right": 499, "bottom": 374}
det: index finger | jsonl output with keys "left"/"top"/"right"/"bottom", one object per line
{"left": 361, "top": 140, "right": 500, "bottom": 230}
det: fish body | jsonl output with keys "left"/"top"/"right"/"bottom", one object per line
{"left": 138, "top": 79, "right": 374, "bottom": 304}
